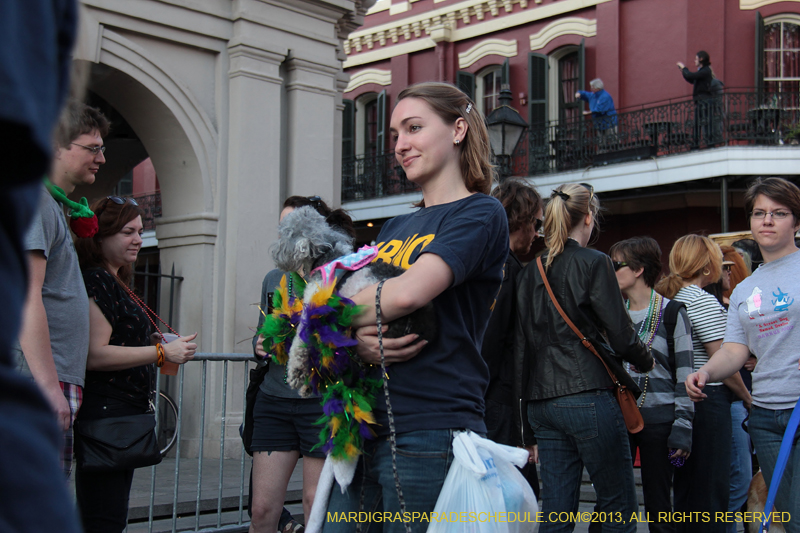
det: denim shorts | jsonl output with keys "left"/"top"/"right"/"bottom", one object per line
{"left": 251, "top": 390, "right": 325, "bottom": 458}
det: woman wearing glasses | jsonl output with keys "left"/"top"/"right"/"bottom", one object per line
{"left": 687, "top": 177, "right": 800, "bottom": 526}
{"left": 514, "top": 182, "right": 652, "bottom": 532}
{"left": 655, "top": 235, "right": 750, "bottom": 533}
{"left": 74, "top": 196, "right": 198, "bottom": 533}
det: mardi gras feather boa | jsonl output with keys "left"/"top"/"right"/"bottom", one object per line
{"left": 257, "top": 272, "right": 305, "bottom": 365}
{"left": 258, "top": 273, "right": 380, "bottom": 461}
{"left": 296, "top": 278, "right": 380, "bottom": 460}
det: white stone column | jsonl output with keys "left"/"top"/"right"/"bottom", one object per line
{"left": 284, "top": 55, "right": 341, "bottom": 205}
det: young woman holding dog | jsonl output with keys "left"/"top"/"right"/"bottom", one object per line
{"left": 322, "top": 82, "right": 509, "bottom": 533}
{"left": 250, "top": 195, "right": 354, "bottom": 533}
{"left": 513, "top": 183, "right": 653, "bottom": 533}
{"left": 687, "top": 177, "right": 800, "bottom": 529}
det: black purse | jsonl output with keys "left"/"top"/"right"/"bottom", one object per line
{"left": 74, "top": 413, "right": 162, "bottom": 471}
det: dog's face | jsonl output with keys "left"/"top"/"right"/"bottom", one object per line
{"left": 271, "top": 206, "right": 353, "bottom": 274}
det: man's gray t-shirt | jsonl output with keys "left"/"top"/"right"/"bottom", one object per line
{"left": 724, "top": 250, "right": 800, "bottom": 410}
{"left": 14, "top": 186, "right": 90, "bottom": 386}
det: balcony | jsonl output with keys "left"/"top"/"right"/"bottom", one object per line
{"left": 341, "top": 90, "right": 800, "bottom": 203}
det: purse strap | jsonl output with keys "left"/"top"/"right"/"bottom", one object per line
{"left": 536, "top": 255, "right": 622, "bottom": 387}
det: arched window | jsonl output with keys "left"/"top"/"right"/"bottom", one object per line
{"left": 477, "top": 66, "right": 502, "bottom": 115}
{"left": 558, "top": 52, "right": 581, "bottom": 124}
{"left": 764, "top": 19, "right": 800, "bottom": 98}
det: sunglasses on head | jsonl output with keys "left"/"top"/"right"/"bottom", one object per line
{"left": 308, "top": 195, "right": 322, "bottom": 210}
{"left": 613, "top": 261, "right": 629, "bottom": 271}
{"left": 106, "top": 196, "right": 139, "bottom": 206}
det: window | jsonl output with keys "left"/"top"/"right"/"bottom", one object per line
{"left": 558, "top": 52, "right": 581, "bottom": 123}
{"left": 365, "top": 98, "right": 379, "bottom": 156}
{"left": 764, "top": 20, "right": 800, "bottom": 101}
{"left": 477, "top": 66, "right": 502, "bottom": 115}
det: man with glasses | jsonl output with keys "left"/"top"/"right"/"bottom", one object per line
{"left": 15, "top": 99, "right": 109, "bottom": 479}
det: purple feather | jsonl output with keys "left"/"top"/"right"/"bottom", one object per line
{"left": 323, "top": 399, "right": 344, "bottom": 416}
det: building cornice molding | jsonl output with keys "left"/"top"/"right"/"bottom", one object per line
{"left": 345, "top": 68, "right": 393, "bottom": 91}
{"left": 740, "top": 0, "right": 800, "bottom": 10}
{"left": 343, "top": 0, "right": 610, "bottom": 67}
{"left": 529, "top": 16, "right": 595, "bottom": 50}
{"left": 458, "top": 38, "right": 517, "bottom": 68}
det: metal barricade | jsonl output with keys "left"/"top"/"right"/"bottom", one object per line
{"left": 126, "top": 353, "right": 258, "bottom": 533}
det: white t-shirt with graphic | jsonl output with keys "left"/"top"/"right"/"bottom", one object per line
{"left": 724, "top": 250, "right": 800, "bottom": 410}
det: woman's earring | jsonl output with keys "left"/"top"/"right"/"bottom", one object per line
{"left": 703, "top": 269, "right": 711, "bottom": 276}
{"left": 454, "top": 139, "right": 460, "bottom": 145}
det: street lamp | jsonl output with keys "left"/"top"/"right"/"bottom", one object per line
{"left": 486, "top": 84, "right": 528, "bottom": 180}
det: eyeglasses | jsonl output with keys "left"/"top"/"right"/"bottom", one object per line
{"left": 534, "top": 218, "right": 543, "bottom": 233}
{"left": 723, "top": 265, "right": 732, "bottom": 272}
{"left": 613, "top": 261, "right": 629, "bottom": 271}
{"left": 71, "top": 142, "right": 106, "bottom": 155}
{"left": 106, "top": 196, "right": 139, "bottom": 206}
{"left": 750, "top": 209, "right": 792, "bottom": 220}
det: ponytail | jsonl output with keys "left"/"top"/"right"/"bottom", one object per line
{"left": 543, "top": 183, "right": 600, "bottom": 269}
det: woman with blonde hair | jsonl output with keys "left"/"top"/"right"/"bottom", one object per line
{"left": 655, "top": 235, "right": 750, "bottom": 533}
{"left": 514, "top": 182, "right": 653, "bottom": 533}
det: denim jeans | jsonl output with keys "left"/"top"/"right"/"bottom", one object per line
{"left": 727, "top": 401, "right": 752, "bottom": 533}
{"left": 629, "top": 421, "right": 675, "bottom": 533}
{"left": 323, "top": 429, "right": 454, "bottom": 533}
{"left": 528, "top": 389, "right": 638, "bottom": 533}
{"left": 749, "top": 405, "right": 800, "bottom": 533}
{"left": 673, "top": 385, "right": 732, "bottom": 533}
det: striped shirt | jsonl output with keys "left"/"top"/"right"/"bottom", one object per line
{"left": 628, "top": 297, "right": 695, "bottom": 451}
{"left": 673, "top": 284, "right": 727, "bottom": 384}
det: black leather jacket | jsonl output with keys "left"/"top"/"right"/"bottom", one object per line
{"left": 512, "top": 240, "right": 653, "bottom": 445}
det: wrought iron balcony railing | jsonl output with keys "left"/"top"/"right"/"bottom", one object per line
{"left": 342, "top": 90, "right": 800, "bottom": 202}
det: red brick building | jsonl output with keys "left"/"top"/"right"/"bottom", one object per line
{"left": 340, "top": 0, "right": 800, "bottom": 256}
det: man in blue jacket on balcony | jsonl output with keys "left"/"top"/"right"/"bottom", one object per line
{"left": 576, "top": 78, "right": 618, "bottom": 148}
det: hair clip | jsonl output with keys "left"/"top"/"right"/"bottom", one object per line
{"left": 551, "top": 190, "right": 570, "bottom": 201}
{"left": 465, "top": 102, "right": 473, "bottom": 114}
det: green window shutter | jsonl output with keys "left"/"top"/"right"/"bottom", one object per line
{"left": 457, "top": 71, "right": 475, "bottom": 101}
{"left": 342, "top": 99, "right": 354, "bottom": 160}
{"left": 528, "top": 53, "right": 548, "bottom": 126}
{"left": 376, "top": 90, "right": 387, "bottom": 153}
{"left": 755, "top": 11, "right": 764, "bottom": 100}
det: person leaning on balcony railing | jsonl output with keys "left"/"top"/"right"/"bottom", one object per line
{"left": 575, "top": 78, "right": 618, "bottom": 146}
{"left": 73, "top": 197, "right": 198, "bottom": 533}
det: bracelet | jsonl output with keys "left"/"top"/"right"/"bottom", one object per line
{"left": 156, "top": 343, "right": 165, "bottom": 367}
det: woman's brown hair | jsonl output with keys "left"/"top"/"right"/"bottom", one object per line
{"left": 743, "top": 177, "right": 800, "bottom": 225}
{"left": 491, "top": 178, "right": 543, "bottom": 233}
{"left": 721, "top": 245, "right": 750, "bottom": 300}
{"left": 396, "top": 82, "right": 494, "bottom": 204}
{"left": 75, "top": 197, "right": 145, "bottom": 286}
{"left": 655, "top": 234, "right": 722, "bottom": 299}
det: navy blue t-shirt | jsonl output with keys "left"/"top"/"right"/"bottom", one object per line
{"left": 371, "top": 193, "right": 509, "bottom": 435}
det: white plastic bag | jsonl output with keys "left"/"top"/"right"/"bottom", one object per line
{"left": 428, "top": 431, "right": 539, "bottom": 533}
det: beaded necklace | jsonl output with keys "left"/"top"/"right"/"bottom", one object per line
{"left": 626, "top": 289, "right": 664, "bottom": 407}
